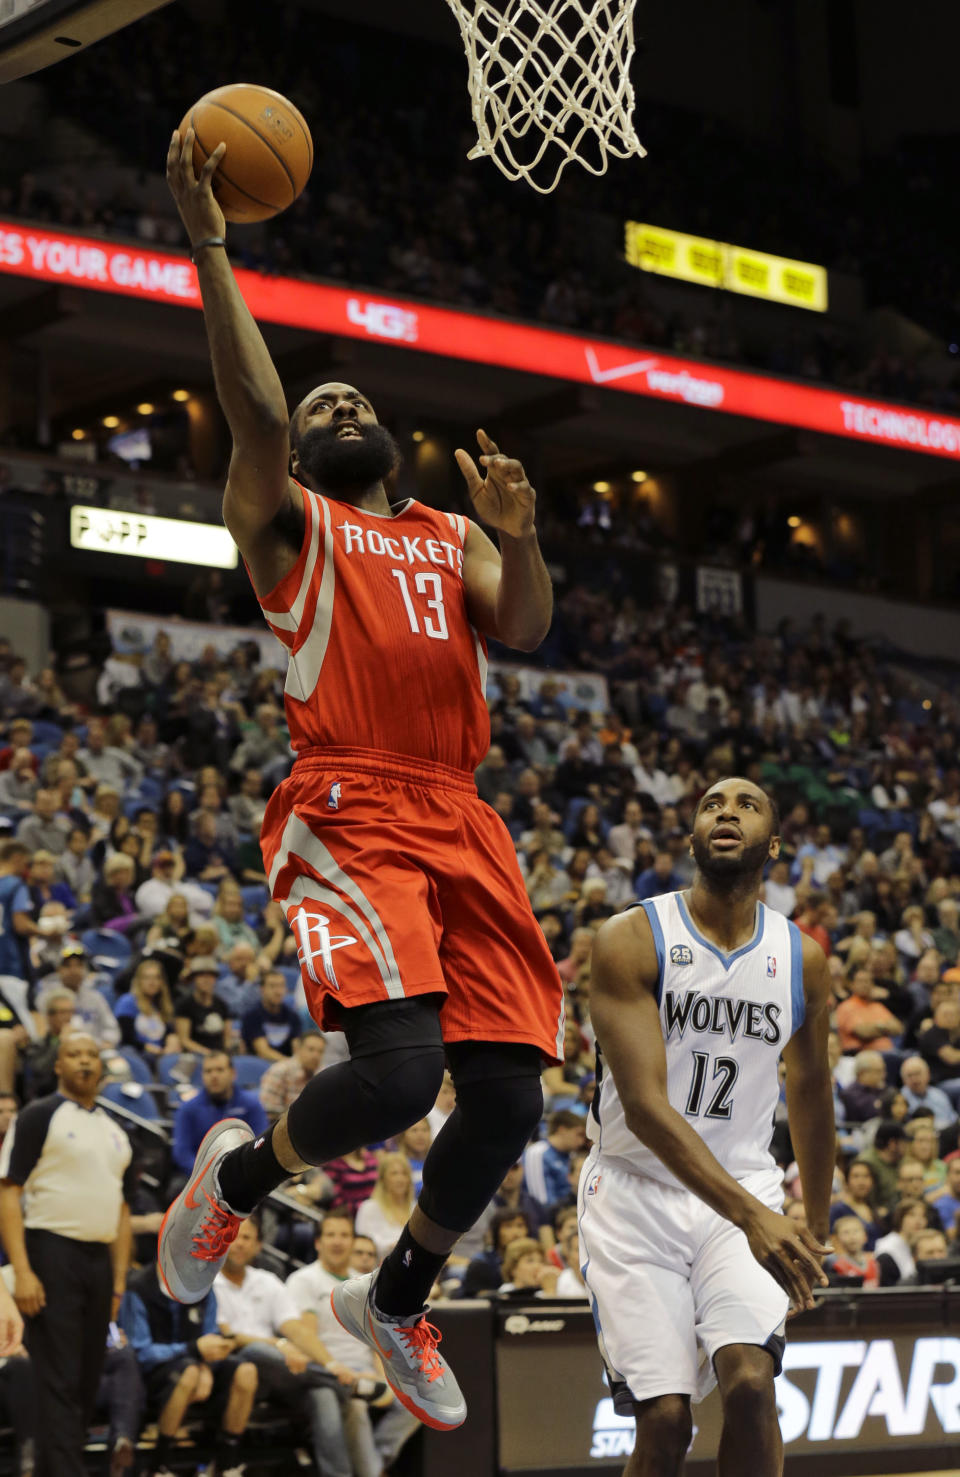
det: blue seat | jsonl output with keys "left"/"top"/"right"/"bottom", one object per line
{"left": 156, "top": 1052, "right": 204, "bottom": 1088}
{"left": 241, "top": 884, "right": 270, "bottom": 914}
{"left": 30, "top": 720, "right": 63, "bottom": 746}
{"left": 100, "top": 1081, "right": 159, "bottom": 1122}
{"left": 277, "top": 965, "right": 300, "bottom": 993}
{"left": 81, "top": 929, "right": 133, "bottom": 976}
{"left": 112, "top": 1046, "right": 155, "bottom": 1086}
{"left": 197, "top": 881, "right": 221, "bottom": 902}
{"left": 234, "top": 1056, "right": 270, "bottom": 1089}
{"left": 137, "top": 776, "right": 164, "bottom": 803}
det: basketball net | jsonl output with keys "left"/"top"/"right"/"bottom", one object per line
{"left": 443, "top": 0, "right": 646, "bottom": 194}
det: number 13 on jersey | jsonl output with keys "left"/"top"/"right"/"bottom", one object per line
{"left": 391, "top": 568, "right": 449, "bottom": 640}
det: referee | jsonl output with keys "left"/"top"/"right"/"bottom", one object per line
{"left": 0, "top": 1030, "right": 133, "bottom": 1477}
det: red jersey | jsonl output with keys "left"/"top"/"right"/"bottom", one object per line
{"left": 253, "top": 483, "right": 490, "bottom": 772}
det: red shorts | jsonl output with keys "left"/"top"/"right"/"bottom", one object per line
{"left": 260, "top": 746, "right": 565, "bottom": 1062}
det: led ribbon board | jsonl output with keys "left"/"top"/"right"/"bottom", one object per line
{"left": 3, "top": 220, "right": 956, "bottom": 460}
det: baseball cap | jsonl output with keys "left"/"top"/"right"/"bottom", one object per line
{"left": 61, "top": 943, "right": 88, "bottom": 961}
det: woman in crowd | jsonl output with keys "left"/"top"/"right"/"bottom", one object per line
{"left": 542, "top": 1019, "right": 595, "bottom": 1110}
{"left": 829, "top": 1158, "right": 886, "bottom": 1250}
{"left": 323, "top": 1145, "right": 380, "bottom": 1216}
{"left": 211, "top": 882, "right": 259, "bottom": 955}
{"left": 874, "top": 1197, "right": 938, "bottom": 1286}
{"left": 145, "top": 893, "right": 193, "bottom": 950}
{"left": 354, "top": 1152, "right": 416, "bottom": 1261}
{"left": 524, "top": 848, "right": 571, "bottom": 913}
{"left": 462, "top": 1208, "right": 541, "bottom": 1298}
{"left": 159, "top": 788, "right": 191, "bottom": 849}
{"left": 89, "top": 853, "right": 139, "bottom": 932}
{"left": 908, "top": 1119, "right": 947, "bottom": 1191}
{"left": 114, "top": 957, "right": 179, "bottom": 1058}
{"left": 392, "top": 1120, "right": 432, "bottom": 1197}
{"left": 894, "top": 904, "right": 935, "bottom": 966}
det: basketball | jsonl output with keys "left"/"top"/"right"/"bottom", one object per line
{"left": 177, "top": 83, "right": 313, "bottom": 224}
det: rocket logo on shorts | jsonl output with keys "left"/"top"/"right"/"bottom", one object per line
{"left": 293, "top": 906, "right": 358, "bottom": 991}
{"left": 670, "top": 945, "right": 693, "bottom": 966}
{"left": 766, "top": 956, "right": 776, "bottom": 977}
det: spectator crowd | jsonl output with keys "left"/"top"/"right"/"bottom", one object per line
{"left": 2, "top": 585, "right": 960, "bottom": 1466}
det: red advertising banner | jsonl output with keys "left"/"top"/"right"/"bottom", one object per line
{"left": 3, "top": 218, "right": 958, "bottom": 461}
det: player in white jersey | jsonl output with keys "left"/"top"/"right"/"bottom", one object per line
{"left": 579, "top": 777, "right": 834, "bottom": 1477}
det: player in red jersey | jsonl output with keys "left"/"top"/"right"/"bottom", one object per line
{"left": 158, "top": 133, "right": 564, "bottom": 1429}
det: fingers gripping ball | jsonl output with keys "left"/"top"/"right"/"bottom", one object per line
{"left": 178, "top": 83, "right": 313, "bottom": 223}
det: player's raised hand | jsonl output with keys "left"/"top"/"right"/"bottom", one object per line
{"left": 743, "top": 1205, "right": 829, "bottom": 1313}
{"left": 455, "top": 429, "right": 536, "bottom": 538}
{"left": 166, "top": 127, "right": 227, "bottom": 246}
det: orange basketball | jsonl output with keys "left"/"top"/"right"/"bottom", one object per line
{"left": 177, "top": 83, "right": 313, "bottom": 224}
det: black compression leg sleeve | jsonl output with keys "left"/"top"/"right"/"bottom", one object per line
{"left": 217, "top": 997, "right": 446, "bottom": 1212}
{"left": 416, "top": 1041, "right": 545, "bottom": 1233}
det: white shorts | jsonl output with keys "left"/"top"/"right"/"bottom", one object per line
{"left": 577, "top": 1147, "right": 788, "bottom": 1407}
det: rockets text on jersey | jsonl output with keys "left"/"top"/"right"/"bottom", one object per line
{"left": 251, "top": 483, "right": 490, "bottom": 772}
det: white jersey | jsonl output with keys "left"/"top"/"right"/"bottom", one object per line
{"left": 588, "top": 891, "right": 804, "bottom": 1187}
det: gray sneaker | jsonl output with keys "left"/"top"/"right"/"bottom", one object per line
{"left": 330, "top": 1271, "right": 466, "bottom": 1431}
{"left": 157, "top": 1118, "right": 254, "bottom": 1303}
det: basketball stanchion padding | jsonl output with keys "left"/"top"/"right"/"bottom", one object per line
{"left": 442, "top": 0, "right": 646, "bottom": 193}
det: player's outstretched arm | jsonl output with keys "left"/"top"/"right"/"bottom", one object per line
{"left": 780, "top": 935, "right": 835, "bottom": 1245}
{"left": 591, "top": 910, "right": 829, "bottom": 1311}
{"left": 166, "top": 130, "right": 294, "bottom": 559}
{"left": 456, "top": 430, "right": 553, "bottom": 651}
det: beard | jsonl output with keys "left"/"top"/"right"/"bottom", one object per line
{"left": 691, "top": 831, "right": 773, "bottom": 886}
{"left": 295, "top": 422, "right": 400, "bottom": 493}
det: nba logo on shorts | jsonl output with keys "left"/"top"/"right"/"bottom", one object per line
{"left": 767, "top": 956, "right": 777, "bottom": 977}
{"left": 670, "top": 944, "right": 693, "bottom": 966}
{"left": 327, "top": 782, "right": 341, "bottom": 810}
{"left": 586, "top": 1170, "right": 602, "bottom": 1197}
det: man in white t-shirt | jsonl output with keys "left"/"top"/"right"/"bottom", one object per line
{"left": 213, "top": 1215, "right": 357, "bottom": 1477}
{"left": 288, "top": 1211, "right": 420, "bottom": 1477}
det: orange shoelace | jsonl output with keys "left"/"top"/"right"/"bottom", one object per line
{"left": 398, "top": 1319, "right": 445, "bottom": 1383}
{"left": 191, "top": 1192, "right": 242, "bottom": 1262}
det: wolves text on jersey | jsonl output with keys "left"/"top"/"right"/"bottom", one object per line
{"left": 337, "top": 522, "right": 464, "bottom": 575}
{"left": 663, "top": 989, "right": 783, "bottom": 1046}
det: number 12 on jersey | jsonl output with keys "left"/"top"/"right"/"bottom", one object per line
{"left": 391, "top": 568, "right": 449, "bottom": 641}
{"left": 684, "top": 1051, "right": 740, "bottom": 1120}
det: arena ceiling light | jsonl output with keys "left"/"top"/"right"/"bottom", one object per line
{"left": 136, "top": 402, "right": 154, "bottom": 415}
{"left": 171, "top": 389, "right": 190, "bottom": 402}
{"left": 788, "top": 515, "right": 802, "bottom": 527}
{"left": 101, "top": 415, "right": 120, "bottom": 428}
{"left": 411, "top": 430, "right": 425, "bottom": 442}
{"left": 71, "top": 428, "right": 85, "bottom": 440}
{"left": 631, "top": 470, "right": 647, "bottom": 482}
{"left": 593, "top": 480, "right": 612, "bottom": 493}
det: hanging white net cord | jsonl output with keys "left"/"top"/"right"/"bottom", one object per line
{"left": 443, "top": 0, "right": 646, "bottom": 194}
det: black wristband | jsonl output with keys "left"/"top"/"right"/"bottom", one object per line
{"left": 190, "top": 236, "right": 226, "bottom": 264}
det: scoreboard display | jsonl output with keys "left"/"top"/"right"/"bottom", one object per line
{"left": 0, "top": 0, "right": 169, "bottom": 82}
